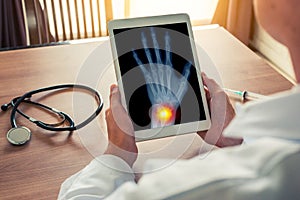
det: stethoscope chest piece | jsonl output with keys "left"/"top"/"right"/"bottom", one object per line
{"left": 7, "top": 127, "right": 31, "bottom": 145}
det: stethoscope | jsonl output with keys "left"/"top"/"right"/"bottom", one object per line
{"left": 1, "top": 84, "right": 103, "bottom": 146}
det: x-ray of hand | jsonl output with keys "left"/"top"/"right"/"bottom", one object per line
{"left": 132, "top": 28, "right": 191, "bottom": 128}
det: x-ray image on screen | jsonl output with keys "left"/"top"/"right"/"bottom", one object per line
{"left": 132, "top": 28, "right": 192, "bottom": 128}
{"left": 113, "top": 22, "right": 206, "bottom": 131}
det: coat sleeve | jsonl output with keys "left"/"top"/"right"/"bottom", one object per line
{"left": 58, "top": 155, "right": 135, "bottom": 200}
{"left": 58, "top": 139, "right": 300, "bottom": 200}
{"left": 103, "top": 139, "right": 300, "bottom": 200}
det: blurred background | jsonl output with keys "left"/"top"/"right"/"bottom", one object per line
{"left": 0, "top": 0, "right": 294, "bottom": 82}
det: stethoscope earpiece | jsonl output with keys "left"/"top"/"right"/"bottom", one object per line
{"left": 1, "top": 103, "right": 10, "bottom": 111}
{"left": 7, "top": 127, "right": 31, "bottom": 145}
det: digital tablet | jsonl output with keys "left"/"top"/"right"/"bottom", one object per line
{"left": 108, "top": 14, "right": 211, "bottom": 141}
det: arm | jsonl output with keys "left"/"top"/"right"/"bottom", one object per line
{"left": 58, "top": 76, "right": 240, "bottom": 199}
{"left": 59, "top": 82, "right": 297, "bottom": 200}
{"left": 58, "top": 155, "right": 135, "bottom": 199}
{"left": 58, "top": 85, "right": 138, "bottom": 199}
{"left": 60, "top": 139, "right": 300, "bottom": 200}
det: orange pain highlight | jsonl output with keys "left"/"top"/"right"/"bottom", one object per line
{"left": 154, "top": 104, "right": 175, "bottom": 124}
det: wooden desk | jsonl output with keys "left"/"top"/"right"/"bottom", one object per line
{"left": 0, "top": 26, "right": 293, "bottom": 199}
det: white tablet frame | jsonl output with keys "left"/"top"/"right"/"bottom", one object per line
{"left": 108, "top": 13, "right": 211, "bottom": 141}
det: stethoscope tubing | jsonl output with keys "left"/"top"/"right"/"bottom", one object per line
{"left": 10, "top": 97, "right": 66, "bottom": 127}
{"left": 9, "top": 84, "right": 103, "bottom": 132}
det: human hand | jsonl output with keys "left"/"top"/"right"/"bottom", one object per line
{"left": 105, "top": 85, "right": 138, "bottom": 167}
{"left": 197, "top": 73, "right": 243, "bottom": 148}
{"left": 132, "top": 28, "right": 191, "bottom": 128}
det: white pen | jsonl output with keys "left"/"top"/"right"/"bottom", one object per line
{"left": 223, "top": 88, "right": 268, "bottom": 101}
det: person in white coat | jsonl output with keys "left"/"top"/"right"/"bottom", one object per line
{"left": 58, "top": 0, "right": 300, "bottom": 199}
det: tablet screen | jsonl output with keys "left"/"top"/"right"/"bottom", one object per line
{"left": 112, "top": 22, "right": 206, "bottom": 131}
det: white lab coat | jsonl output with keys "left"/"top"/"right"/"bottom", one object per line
{"left": 58, "top": 86, "right": 300, "bottom": 200}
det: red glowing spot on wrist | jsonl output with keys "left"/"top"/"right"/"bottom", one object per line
{"left": 155, "top": 104, "right": 174, "bottom": 123}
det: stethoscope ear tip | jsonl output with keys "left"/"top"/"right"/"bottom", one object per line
{"left": 1, "top": 104, "right": 9, "bottom": 111}
{"left": 7, "top": 127, "right": 31, "bottom": 146}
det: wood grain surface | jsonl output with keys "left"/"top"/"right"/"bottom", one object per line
{"left": 0, "top": 27, "right": 293, "bottom": 200}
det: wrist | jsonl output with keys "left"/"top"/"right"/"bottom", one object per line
{"left": 104, "top": 143, "right": 138, "bottom": 167}
{"left": 204, "top": 126, "right": 243, "bottom": 148}
{"left": 215, "top": 136, "right": 243, "bottom": 148}
{"left": 150, "top": 103, "right": 176, "bottom": 128}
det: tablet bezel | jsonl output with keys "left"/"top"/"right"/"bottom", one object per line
{"left": 108, "top": 14, "right": 211, "bottom": 141}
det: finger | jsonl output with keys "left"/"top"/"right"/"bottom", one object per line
{"left": 166, "top": 66, "right": 172, "bottom": 95}
{"left": 105, "top": 108, "right": 113, "bottom": 127}
{"left": 201, "top": 72, "right": 222, "bottom": 94}
{"left": 165, "top": 31, "right": 172, "bottom": 66}
{"left": 141, "top": 31, "right": 161, "bottom": 92}
{"left": 201, "top": 72, "right": 209, "bottom": 87}
{"left": 105, "top": 108, "right": 114, "bottom": 139}
{"left": 110, "top": 85, "right": 122, "bottom": 109}
{"left": 132, "top": 50, "right": 144, "bottom": 67}
{"left": 133, "top": 50, "right": 151, "bottom": 82}
{"left": 141, "top": 32, "right": 154, "bottom": 64}
{"left": 133, "top": 49, "right": 157, "bottom": 96}
{"left": 158, "top": 66, "right": 167, "bottom": 96}
{"left": 151, "top": 27, "right": 162, "bottom": 63}
{"left": 165, "top": 32, "right": 172, "bottom": 94}
{"left": 203, "top": 85, "right": 211, "bottom": 102}
{"left": 105, "top": 108, "right": 110, "bottom": 119}
{"left": 176, "top": 62, "right": 191, "bottom": 101}
{"left": 108, "top": 85, "right": 135, "bottom": 138}
{"left": 176, "top": 78, "right": 188, "bottom": 103}
{"left": 182, "top": 62, "right": 191, "bottom": 80}
{"left": 149, "top": 65, "right": 160, "bottom": 93}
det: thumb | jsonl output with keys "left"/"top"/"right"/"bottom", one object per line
{"left": 110, "top": 84, "right": 122, "bottom": 109}
{"left": 201, "top": 72, "right": 223, "bottom": 94}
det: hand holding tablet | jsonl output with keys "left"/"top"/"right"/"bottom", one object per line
{"left": 108, "top": 14, "right": 211, "bottom": 141}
